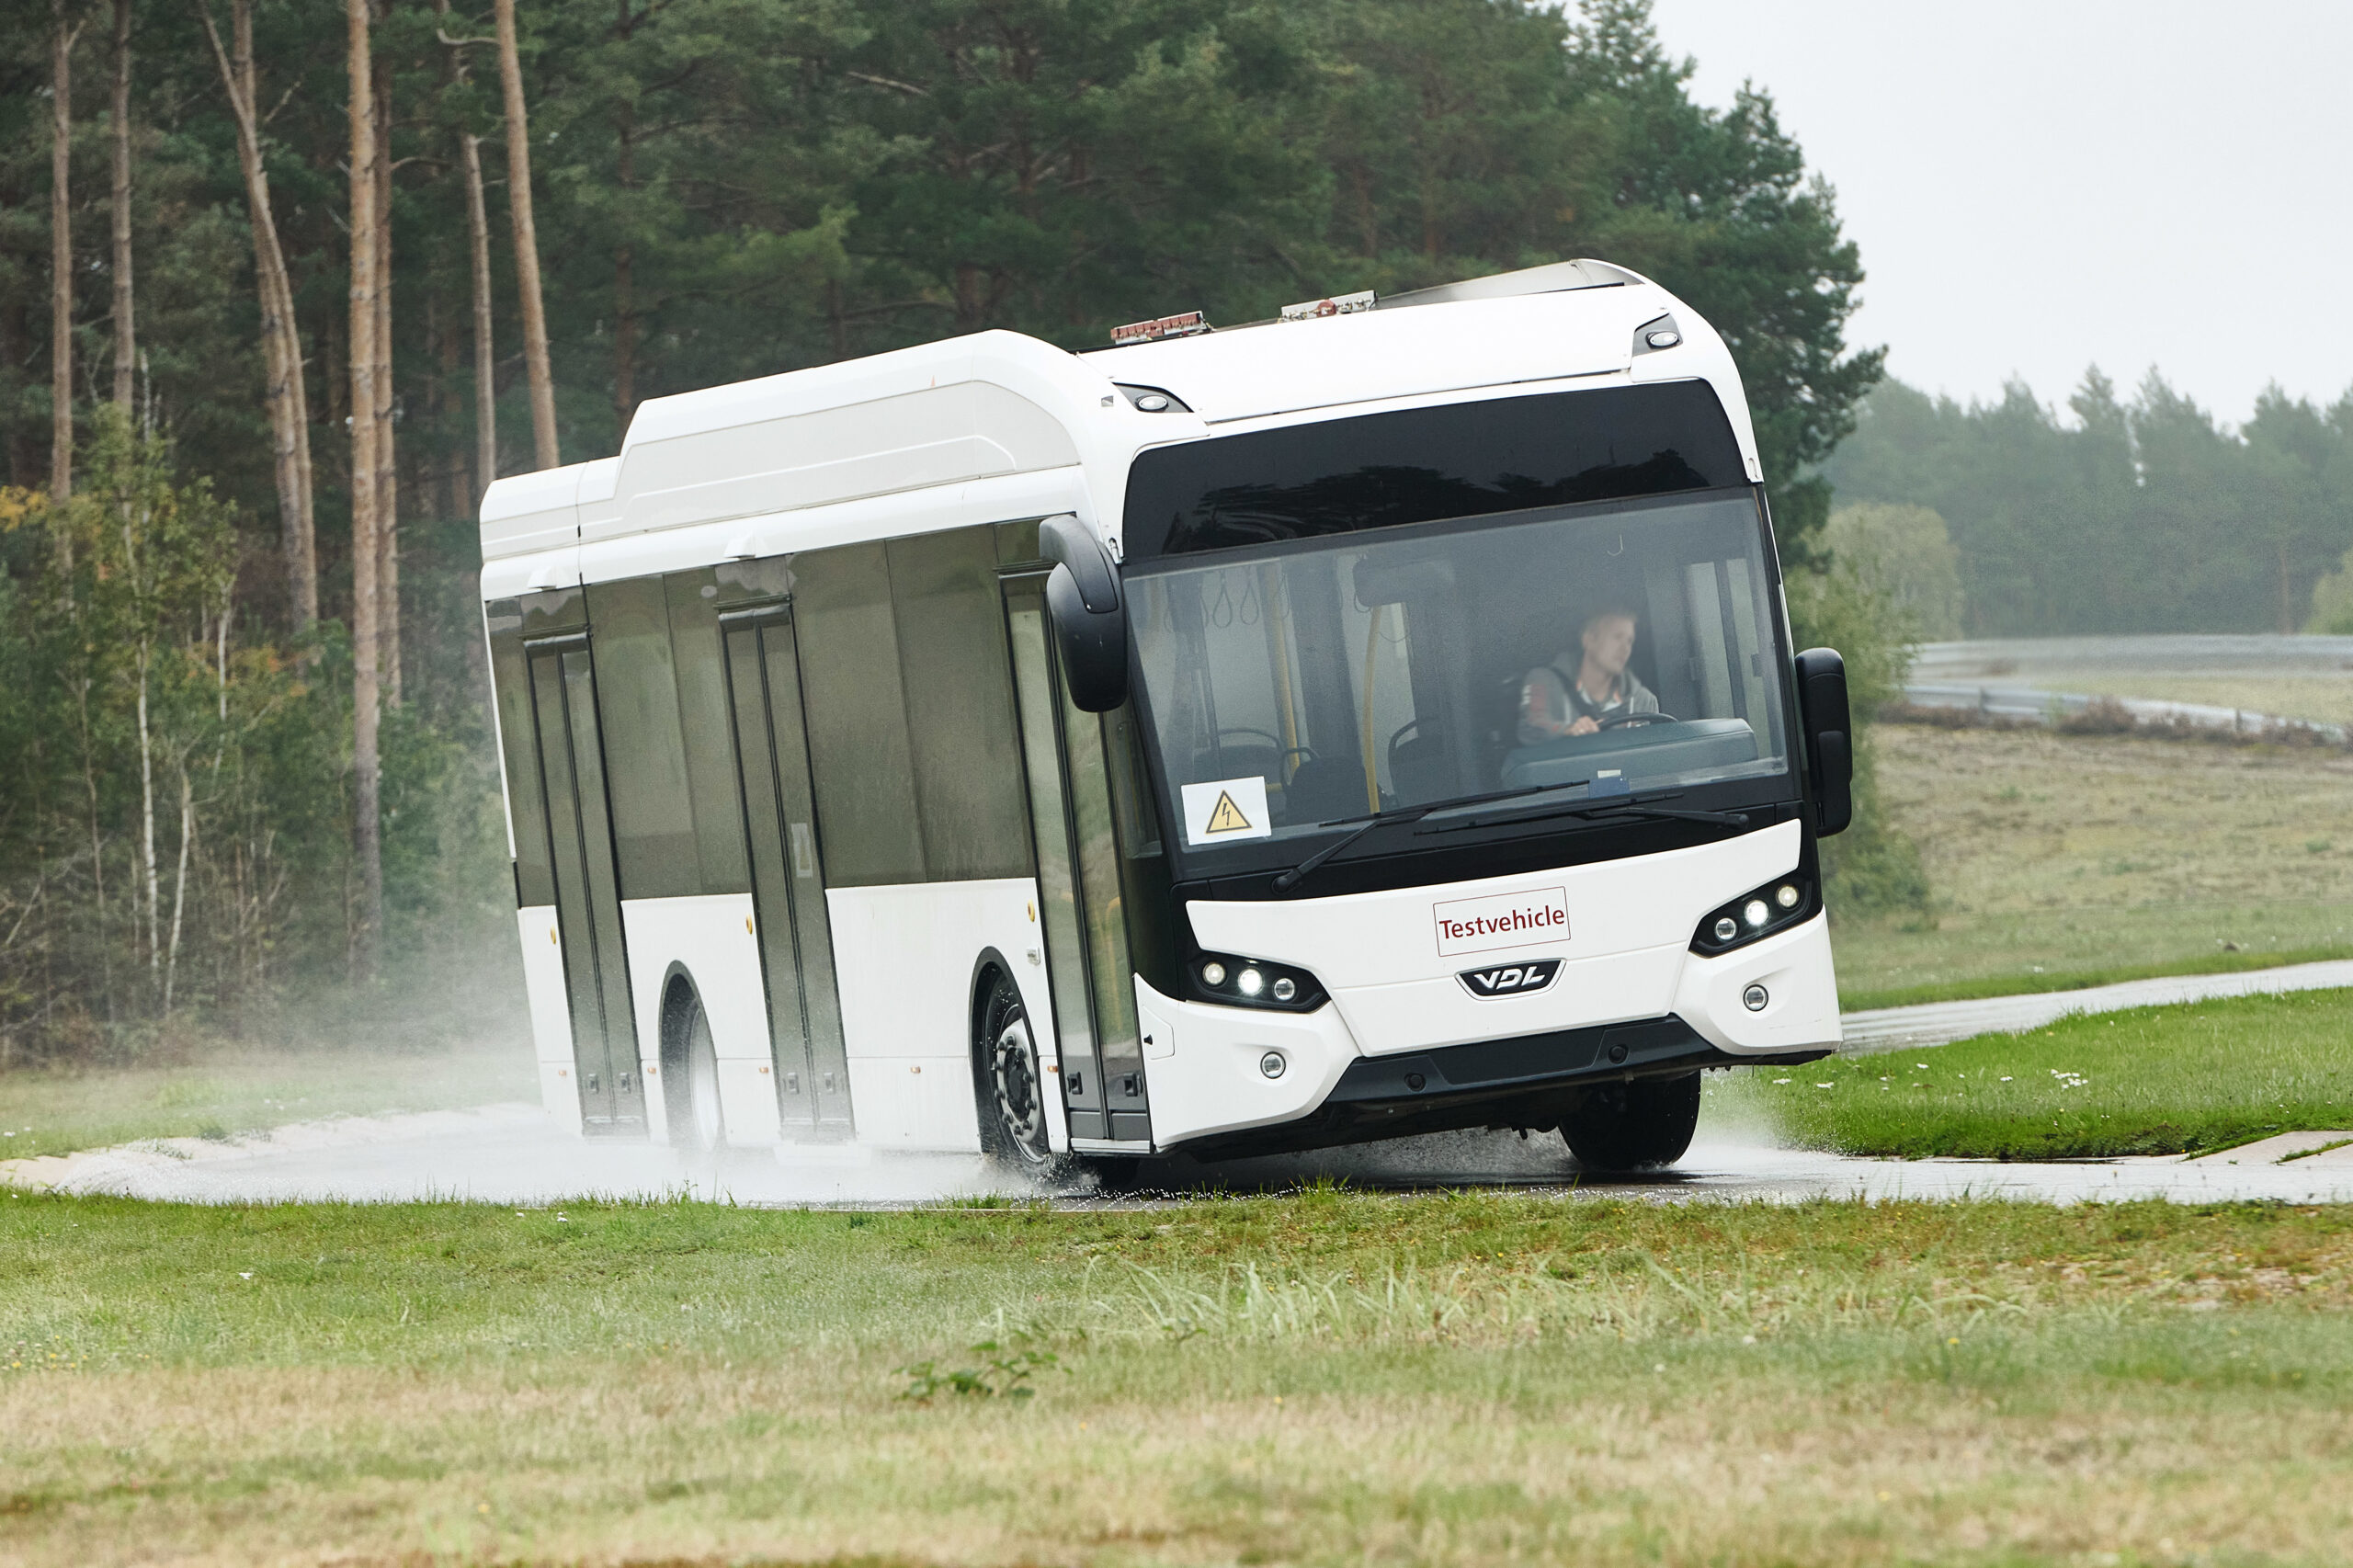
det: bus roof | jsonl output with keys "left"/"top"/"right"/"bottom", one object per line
{"left": 479, "top": 260, "right": 1760, "bottom": 595}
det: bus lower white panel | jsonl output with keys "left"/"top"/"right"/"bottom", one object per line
{"left": 845, "top": 1059, "right": 982, "bottom": 1152}
{"left": 825, "top": 879, "right": 1055, "bottom": 1153}
{"left": 517, "top": 905, "right": 582, "bottom": 1133}
{"left": 717, "top": 1058, "right": 784, "bottom": 1144}
{"left": 1673, "top": 913, "right": 1840, "bottom": 1054}
{"left": 1131, "top": 977, "right": 1363, "bottom": 1147}
{"left": 619, "top": 893, "right": 770, "bottom": 1145}
{"left": 1332, "top": 945, "right": 1688, "bottom": 1057}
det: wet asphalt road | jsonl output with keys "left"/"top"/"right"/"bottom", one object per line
{"left": 9, "top": 960, "right": 2352, "bottom": 1208}
{"left": 11, "top": 1103, "right": 2353, "bottom": 1208}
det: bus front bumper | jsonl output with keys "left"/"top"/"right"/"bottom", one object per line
{"left": 1168, "top": 1013, "right": 1827, "bottom": 1161}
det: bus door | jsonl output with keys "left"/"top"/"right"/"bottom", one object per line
{"left": 720, "top": 605, "right": 853, "bottom": 1138}
{"left": 1002, "top": 578, "right": 1152, "bottom": 1145}
{"left": 524, "top": 635, "right": 647, "bottom": 1134}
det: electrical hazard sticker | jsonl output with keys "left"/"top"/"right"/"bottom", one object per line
{"left": 1180, "top": 776, "right": 1272, "bottom": 846}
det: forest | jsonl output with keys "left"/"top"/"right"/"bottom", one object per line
{"left": 1824, "top": 370, "right": 2353, "bottom": 639}
{"left": 0, "top": 0, "right": 1887, "bottom": 1061}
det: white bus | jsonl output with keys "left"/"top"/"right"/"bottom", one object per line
{"left": 477, "top": 258, "right": 1849, "bottom": 1181}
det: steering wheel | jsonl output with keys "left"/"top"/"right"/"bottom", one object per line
{"left": 1597, "top": 710, "right": 1680, "bottom": 731}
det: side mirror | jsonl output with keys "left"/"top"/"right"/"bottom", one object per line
{"left": 1040, "top": 515, "right": 1128, "bottom": 712}
{"left": 1793, "top": 647, "right": 1852, "bottom": 837}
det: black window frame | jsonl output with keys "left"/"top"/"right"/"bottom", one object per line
{"left": 1121, "top": 379, "right": 1747, "bottom": 564}
{"left": 1120, "top": 483, "right": 1808, "bottom": 891}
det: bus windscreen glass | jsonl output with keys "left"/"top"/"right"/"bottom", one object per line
{"left": 1128, "top": 490, "right": 1790, "bottom": 859}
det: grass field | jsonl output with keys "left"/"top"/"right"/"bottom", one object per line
{"left": 2022, "top": 668, "right": 2353, "bottom": 729}
{"left": 6, "top": 1192, "right": 2353, "bottom": 1567}
{"left": 1739, "top": 988, "right": 2353, "bottom": 1160}
{"left": 1836, "top": 723, "right": 2353, "bottom": 1007}
{"left": 0, "top": 1039, "right": 536, "bottom": 1163}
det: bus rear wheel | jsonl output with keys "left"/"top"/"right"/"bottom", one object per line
{"left": 977, "top": 970, "right": 1058, "bottom": 1176}
{"left": 1558, "top": 1072, "right": 1700, "bottom": 1173}
{"left": 669, "top": 992, "right": 726, "bottom": 1153}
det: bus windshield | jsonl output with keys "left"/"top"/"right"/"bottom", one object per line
{"left": 1128, "top": 490, "right": 1791, "bottom": 860}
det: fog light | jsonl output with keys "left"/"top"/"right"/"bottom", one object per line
{"left": 1744, "top": 899, "right": 1769, "bottom": 928}
{"left": 1200, "top": 960, "right": 1227, "bottom": 987}
{"left": 1645, "top": 328, "right": 1682, "bottom": 348}
{"left": 1713, "top": 916, "right": 1738, "bottom": 942}
{"left": 1259, "top": 1051, "right": 1286, "bottom": 1079}
{"left": 1744, "top": 983, "right": 1769, "bottom": 1012}
{"left": 1271, "top": 976, "right": 1297, "bottom": 1002}
{"left": 1237, "top": 967, "right": 1265, "bottom": 997}
{"left": 1775, "top": 883, "right": 1800, "bottom": 909}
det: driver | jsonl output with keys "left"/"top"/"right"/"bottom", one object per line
{"left": 1518, "top": 605, "right": 1659, "bottom": 744}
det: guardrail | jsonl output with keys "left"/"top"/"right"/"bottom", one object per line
{"left": 1897, "top": 683, "right": 2345, "bottom": 743}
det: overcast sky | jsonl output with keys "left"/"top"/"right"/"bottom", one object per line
{"left": 1646, "top": 0, "right": 2352, "bottom": 426}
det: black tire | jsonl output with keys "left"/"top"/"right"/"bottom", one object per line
{"left": 976, "top": 969, "right": 1058, "bottom": 1176}
{"left": 670, "top": 994, "right": 726, "bottom": 1153}
{"left": 1558, "top": 1072, "right": 1700, "bottom": 1172}
{"left": 1085, "top": 1155, "right": 1142, "bottom": 1194}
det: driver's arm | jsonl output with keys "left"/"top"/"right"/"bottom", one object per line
{"left": 1520, "top": 670, "right": 1597, "bottom": 737}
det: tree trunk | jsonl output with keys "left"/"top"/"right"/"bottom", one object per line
{"left": 136, "top": 637, "right": 158, "bottom": 976}
{"left": 463, "top": 131, "right": 496, "bottom": 495}
{"left": 206, "top": 0, "right": 317, "bottom": 627}
{"left": 2279, "top": 539, "right": 2295, "bottom": 635}
{"left": 51, "top": 0, "right": 76, "bottom": 503}
{"left": 612, "top": 111, "right": 635, "bottom": 431}
{"left": 438, "top": 0, "right": 497, "bottom": 505}
{"left": 108, "top": 0, "right": 134, "bottom": 412}
{"left": 373, "top": 62, "right": 400, "bottom": 707}
{"left": 164, "top": 757, "right": 192, "bottom": 1015}
{"left": 347, "top": 0, "right": 383, "bottom": 980}
{"left": 495, "top": 0, "right": 557, "bottom": 470}
{"left": 324, "top": 282, "right": 347, "bottom": 457}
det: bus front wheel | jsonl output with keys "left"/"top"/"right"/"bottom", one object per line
{"left": 1557, "top": 1073, "right": 1700, "bottom": 1173}
{"left": 976, "top": 969, "right": 1058, "bottom": 1176}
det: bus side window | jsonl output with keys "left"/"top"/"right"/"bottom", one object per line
{"left": 887, "top": 528, "right": 1031, "bottom": 881}
{"left": 585, "top": 576, "right": 699, "bottom": 899}
{"left": 661, "top": 571, "right": 753, "bottom": 895}
{"left": 1104, "top": 710, "right": 1164, "bottom": 858}
{"left": 793, "top": 541, "right": 927, "bottom": 885}
{"left": 486, "top": 598, "right": 553, "bottom": 906}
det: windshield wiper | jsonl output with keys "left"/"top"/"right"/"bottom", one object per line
{"left": 1269, "top": 782, "right": 1566, "bottom": 895}
{"left": 1421, "top": 790, "right": 1750, "bottom": 835}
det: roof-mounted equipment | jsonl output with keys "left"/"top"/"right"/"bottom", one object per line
{"left": 1110, "top": 311, "right": 1211, "bottom": 347}
{"left": 1279, "top": 290, "right": 1376, "bottom": 323}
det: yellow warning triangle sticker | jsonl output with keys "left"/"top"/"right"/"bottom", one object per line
{"left": 1204, "top": 790, "right": 1253, "bottom": 834}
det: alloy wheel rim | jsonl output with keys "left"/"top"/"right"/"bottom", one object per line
{"left": 992, "top": 1011, "right": 1048, "bottom": 1164}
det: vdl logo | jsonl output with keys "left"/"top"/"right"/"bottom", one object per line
{"left": 1458, "top": 958, "right": 1563, "bottom": 999}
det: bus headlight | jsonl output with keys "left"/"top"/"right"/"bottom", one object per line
{"left": 1691, "top": 876, "right": 1816, "bottom": 956}
{"left": 1188, "top": 950, "right": 1327, "bottom": 1012}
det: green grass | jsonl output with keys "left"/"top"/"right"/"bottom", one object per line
{"left": 1836, "top": 723, "right": 2353, "bottom": 1007}
{"left": 0, "top": 1039, "right": 537, "bottom": 1164}
{"left": 6, "top": 1192, "right": 2353, "bottom": 1565}
{"left": 1745, "top": 988, "right": 2353, "bottom": 1160}
{"left": 1836, "top": 933, "right": 2353, "bottom": 1012}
